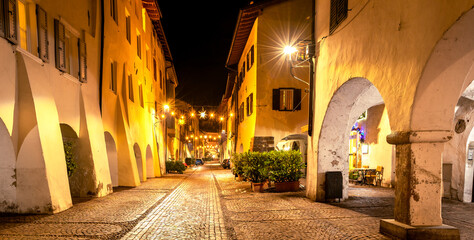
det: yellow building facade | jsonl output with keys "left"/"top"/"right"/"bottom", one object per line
{"left": 224, "top": 0, "right": 311, "bottom": 154}
{"left": 0, "top": 0, "right": 176, "bottom": 214}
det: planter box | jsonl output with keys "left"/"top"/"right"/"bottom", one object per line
{"left": 275, "top": 181, "right": 300, "bottom": 192}
{"left": 251, "top": 182, "right": 266, "bottom": 192}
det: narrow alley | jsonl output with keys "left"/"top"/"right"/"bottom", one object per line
{"left": 1, "top": 161, "right": 472, "bottom": 239}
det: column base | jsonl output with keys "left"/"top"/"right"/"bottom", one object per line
{"left": 380, "top": 219, "right": 459, "bottom": 240}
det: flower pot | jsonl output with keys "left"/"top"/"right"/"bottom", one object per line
{"left": 275, "top": 181, "right": 300, "bottom": 192}
{"left": 251, "top": 182, "right": 266, "bottom": 192}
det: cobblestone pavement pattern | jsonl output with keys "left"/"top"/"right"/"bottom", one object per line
{"left": 0, "top": 160, "right": 473, "bottom": 239}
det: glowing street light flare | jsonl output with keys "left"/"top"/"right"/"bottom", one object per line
{"left": 219, "top": 116, "right": 224, "bottom": 121}
{"left": 283, "top": 45, "right": 297, "bottom": 55}
{"left": 163, "top": 104, "right": 170, "bottom": 112}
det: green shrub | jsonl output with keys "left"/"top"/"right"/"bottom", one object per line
{"left": 242, "top": 151, "right": 268, "bottom": 183}
{"left": 63, "top": 140, "right": 77, "bottom": 177}
{"left": 268, "top": 150, "right": 304, "bottom": 182}
{"left": 166, "top": 160, "right": 187, "bottom": 174}
{"left": 230, "top": 153, "right": 245, "bottom": 176}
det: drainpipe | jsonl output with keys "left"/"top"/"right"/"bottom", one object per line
{"left": 99, "top": 0, "right": 105, "bottom": 113}
{"left": 308, "top": 0, "right": 316, "bottom": 137}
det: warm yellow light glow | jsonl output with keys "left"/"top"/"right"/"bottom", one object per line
{"left": 195, "top": 137, "right": 198, "bottom": 140}
{"left": 218, "top": 136, "right": 221, "bottom": 138}
{"left": 180, "top": 115, "right": 185, "bottom": 119}
{"left": 199, "top": 111, "right": 206, "bottom": 119}
{"left": 230, "top": 113, "right": 234, "bottom": 117}
{"left": 171, "top": 111, "right": 175, "bottom": 116}
{"left": 200, "top": 135, "right": 203, "bottom": 138}
{"left": 191, "top": 134, "right": 194, "bottom": 138}
{"left": 164, "top": 104, "right": 170, "bottom": 112}
{"left": 219, "top": 117, "right": 224, "bottom": 121}
{"left": 161, "top": 114, "right": 165, "bottom": 119}
{"left": 210, "top": 113, "right": 215, "bottom": 118}
{"left": 190, "top": 112, "right": 195, "bottom": 117}
{"left": 186, "top": 137, "right": 189, "bottom": 140}
{"left": 204, "top": 135, "right": 208, "bottom": 139}
{"left": 283, "top": 46, "right": 297, "bottom": 55}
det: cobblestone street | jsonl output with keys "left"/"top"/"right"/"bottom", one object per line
{"left": 0, "top": 161, "right": 473, "bottom": 239}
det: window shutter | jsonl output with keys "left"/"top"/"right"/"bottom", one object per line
{"left": 54, "top": 19, "right": 66, "bottom": 71}
{"left": 293, "top": 88, "right": 302, "bottom": 110}
{"left": 78, "top": 39, "right": 87, "bottom": 82}
{"left": 36, "top": 5, "right": 48, "bottom": 62}
{"left": 5, "top": 0, "right": 17, "bottom": 43}
{"left": 0, "top": 0, "right": 5, "bottom": 37}
{"left": 330, "top": 0, "right": 348, "bottom": 34}
{"left": 272, "top": 89, "right": 280, "bottom": 110}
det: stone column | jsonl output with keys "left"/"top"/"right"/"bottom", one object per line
{"left": 381, "top": 130, "right": 459, "bottom": 239}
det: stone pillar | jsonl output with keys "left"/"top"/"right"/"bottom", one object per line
{"left": 381, "top": 130, "right": 459, "bottom": 239}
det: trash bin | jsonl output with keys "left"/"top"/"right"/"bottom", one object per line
{"left": 325, "top": 171, "right": 342, "bottom": 201}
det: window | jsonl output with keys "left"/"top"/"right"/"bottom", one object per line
{"left": 330, "top": 0, "right": 348, "bottom": 34}
{"left": 272, "top": 88, "right": 302, "bottom": 111}
{"left": 110, "top": 0, "right": 118, "bottom": 23}
{"left": 128, "top": 74, "right": 134, "bottom": 101}
{"left": 78, "top": 39, "right": 87, "bottom": 82}
{"left": 136, "top": 30, "right": 141, "bottom": 58}
{"left": 139, "top": 84, "right": 144, "bottom": 107}
{"left": 159, "top": 70, "right": 162, "bottom": 89}
{"left": 246, "top": 93, "right": 253, "bottom": 116}
{"left": 153, "top": 58, "right": 157, "bottom": 81}
{"left": 145, "top": 44, "right": 150, "bottom": 69}
{"left": 109, "top": 61, "right": 117, "bottom": 93}
{"left": 18, "top": 0, "right": 29, "bottom": 51}
{"left": 247, "top": 45, "right": 254, "bottom": 71}
{"left": 36, "top": 5, "right": 48, "bottom": 61}
{"left": 1, "top": 0, "right": 18, "bottom": 43}
{"left": 239, "top": 103, "right": 244, "bottom": 122}
{"left": 125, "top": 10, "right": 131, "bottom": 43}
{"left": 54, "top": 19, "right": 66, "bottom": 71}
{"left": 241, "top": 62, "right": 245, "bottom": 78}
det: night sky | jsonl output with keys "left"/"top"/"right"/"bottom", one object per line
{"left": 158, "top": 1, "right": 252, "bottom": 107}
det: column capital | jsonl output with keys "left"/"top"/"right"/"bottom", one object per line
{"left": 386, "top": 130, "right": 453, "bottom": 145}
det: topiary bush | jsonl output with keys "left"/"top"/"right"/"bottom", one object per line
{"left": 242, "top": 151, "right": 268, "bottom": 183}
{"left": 230, "top": 153, "right": 245, "bottom": 176}
{"left": 166, "top": 160, "right": 187, "bottom": 174}
{"left": 268, "top": 150, "right": 304, "bottom": 183}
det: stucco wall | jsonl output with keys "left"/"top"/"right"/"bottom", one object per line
{"left": 255, "top": 0, "right": 311, "bottom": 145}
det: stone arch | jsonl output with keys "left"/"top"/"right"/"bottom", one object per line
{"left": 146, "top": 145, "right": 154, "bottom": 178}
{"left": 316, "top": 77, "right": 390, "bottom": 201}
{"left": 133, "top": 143, "right": 143, "bottom": 182}
{"left": 59, "top": 124, "right": 84, "bottom": 197}
{"left": 384, "top": 8, "right": 474, "bottom": 228}
{"left": 104, "top": 132, "right": 118, "bottom": 187}
{"left": 0, "top": 118, "right": 16, "bottom": 212}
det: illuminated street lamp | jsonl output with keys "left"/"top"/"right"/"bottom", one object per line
{"left": 163, "top": 104, "right": 170, "bottom": 113}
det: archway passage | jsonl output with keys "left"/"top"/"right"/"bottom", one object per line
{"left": 59, "top": 124, "right": 86, "bottom": 198}
{"left": 105, "top": 132, "right": 118, "bottom": 187}
{"left": 317, "top": 78, "right": 392, "bottom": 201}
{"left": 146, "top": 145, "right": 154, "bottom": 178}
{"left": 0, "top": 118, "right": 16, "bottom": 212}
{"left": 134, "top": 143, "right": 143, "bottom": 182}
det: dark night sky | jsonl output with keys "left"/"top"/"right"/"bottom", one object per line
{"left": 157, "top": 1, "right": 252, "bottom": 107}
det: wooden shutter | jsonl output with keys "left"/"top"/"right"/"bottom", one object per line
{"left": 0, "top": 0, "right": 5, "bottom": 37}
{"left": 293, "top": 88, "right": 302, "bottom": 110}
{"left": 5, "top": 0, "right": 17, "bottom": 43}
{"left": 36, "top": 5, "right": 48, "bottom": 62}
{"left": 272, "top": 89, "right": 280, "bottom": 110}
{"left": 78, "top": 39, "right": 87, "bottom": 82}
{"left": 54, "top": 19, "right": 66, "bottom": 71}
{"left": 330, "top": 0, "right": 348, "bottom": 34}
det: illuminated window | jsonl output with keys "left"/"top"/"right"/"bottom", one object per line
{"left": 128, "top": 74, "right": 134, "bottom": 102}
{"left": 142, "top": 8, "right": 146, "bottom": 32}
{"left": 239, "top": 103, "right": 244, "bottom": 122}
{"left": 247, "top": 45, "right": 254, "bottom": 71}
{"left": 272, "top": 88, "right": 302, "bottom": 111}
{"left": 18, "top": 0, "right": 29, "bottom": 51}
{"left": 125, "top": 10, "right": 131, "bottom": 43}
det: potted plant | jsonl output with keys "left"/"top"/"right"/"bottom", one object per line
{"left": 242, "top": 152, "right": 268, "bottom": 192}
{"left": 268, "top": 150, "right": 304, "bottom": 192}
{"left": 231, "top": 153, "right": 245, "bottom": 181}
